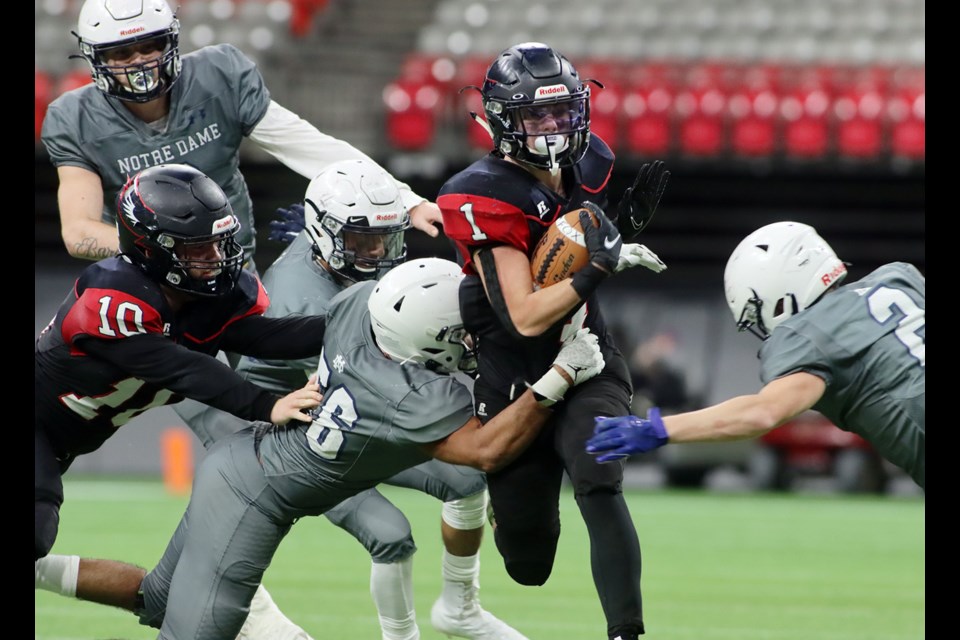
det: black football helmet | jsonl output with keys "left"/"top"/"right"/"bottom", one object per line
{"left": 480, "top": 42, "right": 591, "bottom": 171}
{"left": 117, "top": 164, "right": 244, "bottom": 297}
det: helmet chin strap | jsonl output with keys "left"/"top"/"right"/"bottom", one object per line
{"left": 532, "top": 134, "right": 567, "bottom": 175}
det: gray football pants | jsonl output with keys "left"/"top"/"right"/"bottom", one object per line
{"left": 140, "top": 428, "right": 293, "bottom": 639}
{"left": 173, "top": 398, "right": 486, "bottom": 564}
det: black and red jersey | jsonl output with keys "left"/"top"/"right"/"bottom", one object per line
{"left": 438, "top": 137, "right": 625, "bottom": 394}
{"left": 35, "top": 256, "right": 327, "bottom": 459}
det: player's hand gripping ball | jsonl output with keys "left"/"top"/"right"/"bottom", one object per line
{"left": 530, "top": 207, "right": 597, "bottom": 288}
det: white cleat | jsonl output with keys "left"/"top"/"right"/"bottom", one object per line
{"left": 236, "top": 584, "right": 314, "bottom": 640}
{"left": 430, "top": 583, "right": 528, "bottom": 640}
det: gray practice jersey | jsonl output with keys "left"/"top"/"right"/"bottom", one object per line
{"left": 236, "top": 233, "right": 342, "bottom": 391}
{"left": 257, "top": 280, "right": 476, "bottom": 515}
{"left": 760, "top": 262, "right": 925, "bottom": 486}
{"left": 41, "top": 44, "right": 270, "bottom": 261}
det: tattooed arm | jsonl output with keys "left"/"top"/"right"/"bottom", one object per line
{"left": 56, "top": 166, "right": 119, "bottom": 261}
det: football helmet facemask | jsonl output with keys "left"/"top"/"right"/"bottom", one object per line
{"left": 368, "top": 258, "right": 477, "bottom": 375}
{"left": 303, "top": 159, "right": 411, "bottom": 284}
{"left": 117, "top": 163, "right": 244, "bottom": 297}
{"left": 74, "top": 0, "right": 181, "bottom": 103}
{"left": 724, "top": 221, "right": 848, "bottom": 340}
{"left": 480, "top": 42, "right": 591, "bottom": 173}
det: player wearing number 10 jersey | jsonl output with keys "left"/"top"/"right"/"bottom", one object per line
{"left": 35, "top": 164, "right": 327, "bottom": 562}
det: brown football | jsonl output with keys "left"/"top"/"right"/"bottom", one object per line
{"left": 530, "top": 207, "right": 597, "bottom": 288}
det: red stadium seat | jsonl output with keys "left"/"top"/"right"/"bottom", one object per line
{"left": 887, "top": 68, "right": 925, "bottom": 161}
{"left": 383, "top": 80, "right": 441, "bottom": 151}
{"left": 728, "top": 65, "right": 781, "bottom": 157}
{"left": 674, "top": 64, "right": 729, "bottom": 157}
{"left": 397, "top": 53, "right": 458, "bottom": 113}
{"left": 622, "top": 63, "right": 677, "bottom": 156}
{"left": 832, "top": 66, "right": 888, "bottom": 159}
{"left": 779, "top": 66, "right": 834, "bottom": 159}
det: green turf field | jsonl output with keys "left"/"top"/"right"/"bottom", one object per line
{"left": 35, "top": 477, "right": 924, "bottom": 640}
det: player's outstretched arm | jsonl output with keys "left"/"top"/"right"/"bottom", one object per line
{"left": 587, "top": 372, "right": 826, "bottom": 462}
{"left": 426, "top": 328, "right": 605, "bottom": 471}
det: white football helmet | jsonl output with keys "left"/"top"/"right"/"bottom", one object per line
{"left": 304, "top": 159, "right": 411, "bottom": 284}
{"left": 724, "top": 221, "right": 848, "bottom": 339}
{"left": 368, "top": 258, "right": 476, "bottom": 374}
{"left": 74, "top": 0, "right": 181, "bottom": 102}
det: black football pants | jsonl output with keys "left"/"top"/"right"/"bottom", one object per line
{"left": 474, "top": 366, "right": 645, "bottom": 637}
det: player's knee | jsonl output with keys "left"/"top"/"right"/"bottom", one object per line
{"left": 35, "top": 500, "right": 60, "bottom": 560}
{"left": 494, "top": 523, "right": 559, "bottom": 586}
{"left": 441, "top": 491, "right": 488, "bottom": 530}
{"left": 368, "top": 535, "right": 417, "bottom": 564}
{"left": 504, "top": 559, "right": 554, "bottom": 586}
{"left": 571, "top": 470, "right": 624, "bottom": 497}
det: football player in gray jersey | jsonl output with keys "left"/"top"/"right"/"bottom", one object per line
{"left": 41, "top": 0, "right": 442, "bottom": 267}
{"left": 34, "top": 258, "right": 607, "bottom": 640}
{"left": 183, "top": 159, "right": 528, "bottom": 640}
{"left": 586, "top": 221, "right": 925, "bottom": 490}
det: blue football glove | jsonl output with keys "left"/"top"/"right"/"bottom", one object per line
{"left": 268, "top": 203, "right": 306, "bottom": 244}
{"left": 586, "top": 408, "right": 669, "bottom": 463}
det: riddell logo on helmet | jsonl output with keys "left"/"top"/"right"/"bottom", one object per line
{"left": 535, "top": 84, "right": 569, "bottom": 98}
{"left": 820, "top": 263, "right": 847, "bottom": 286}
{"left": 375, "top": 214, "right": 398, "bottom": 221}
{"left": 212, "top": 216, "right": 234, "bottom": 232}
{"left": 120, "top": 27, "right": 147, "bottom": 36}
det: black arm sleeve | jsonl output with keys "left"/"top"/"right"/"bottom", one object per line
{"left": 220, "top": 313, "right": 327, "bottom": 359}
{"left": 78, "top": 334, "right": 280, "bottom": 423}
{"left": 475, "top": 247, "right": 584, "bottom": 342}
{"left": 475, "top": 247, "right": 527, "bottom": 341}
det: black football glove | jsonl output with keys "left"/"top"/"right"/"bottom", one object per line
{"left": 268, "top": 203, "right": 306, "bottom": 244}
{"left": 616, "top": 160, "right": 670, "bottom": 241}
{"left": 570, "top": 202, "right": 621, "bottom": 300}
{"left": 579, "top": 201, "right": 621, "bottom": 273}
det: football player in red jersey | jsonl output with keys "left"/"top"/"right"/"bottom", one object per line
{"left": 35, "top": 164, "right": 326, "bottom": 566}
{"left": 438, "top": 42, "right": 669, "bottom": 640}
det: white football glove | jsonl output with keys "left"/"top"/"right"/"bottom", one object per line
{"left": 530, "top": 328, "right": 606, "bottom": 406}
{"left": 616, "top": 243, "right": 667, "bottom": 274}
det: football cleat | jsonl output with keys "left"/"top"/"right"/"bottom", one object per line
{"left": 430, "top": 581, "right": 528, "bottom": 640}
{"left": 236, "top": 584, "right": 314, "bottom": 640}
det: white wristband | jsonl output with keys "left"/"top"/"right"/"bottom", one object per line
{"left": 528, "top": 367, "right": 571, "bottom": 407}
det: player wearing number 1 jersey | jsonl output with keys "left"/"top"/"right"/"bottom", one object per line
{"left": 438, "top": 43, "right": 669, "bottom": 640}
{"left": 35, "top": 164, "right": 327, "bottom": 563}
{"left": 587, "top": 221, "right": 925, "bottom": 490}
